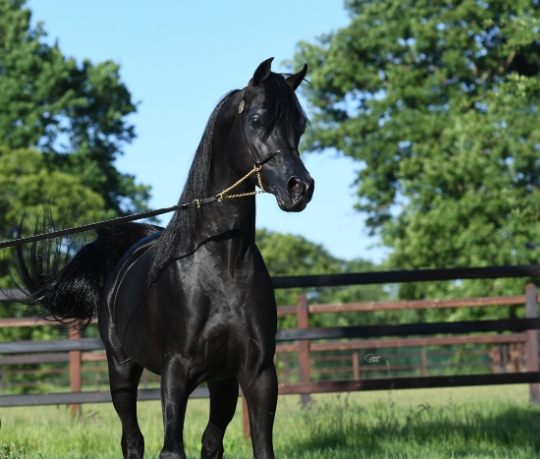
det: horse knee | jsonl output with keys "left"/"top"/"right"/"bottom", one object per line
{"left": 111, "top": 391, "right": 137, "bottom": 415}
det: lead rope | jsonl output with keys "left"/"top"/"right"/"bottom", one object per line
{"left": 0, "top": 98, "right": 268, "bottom": 250}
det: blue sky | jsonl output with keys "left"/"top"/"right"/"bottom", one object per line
{"left": 28, "top": 0, "right": 388, "bottom": 263}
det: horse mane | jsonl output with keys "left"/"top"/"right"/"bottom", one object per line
{"left": 149, "top": 72, "right": 307, "bottom": 281}
{"left": 149, "top": 90, "right": 239, "bottom": 280}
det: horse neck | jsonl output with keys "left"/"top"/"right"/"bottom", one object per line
{"left": 150, "top": 91, "right": 258, "bottom": 280}
{"left": 197, "top": 144, "right": 257, "bottom": 246}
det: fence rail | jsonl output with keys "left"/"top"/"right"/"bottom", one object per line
{"left": 1, "top": 318, "right": 539, "bottom": 355}
{"left": 1, "top": 314, "right": 538, "bottom": 399}
{"left": 4, "top": 263, "right": 540, "bottom": 301}
{"left": 277, "top": 294, "right": 538, "bottom": 315}
{"left": 271, "top": 264, "right": 540, "bottom": 288}
{"left": 0, "top": 387, "right": 210, "bottom": 407}
{"left": 2, "top": 266, "right": 540, "bottom": 437}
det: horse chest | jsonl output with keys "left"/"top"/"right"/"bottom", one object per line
{"left": 189, "top": 320, "right": 274, "bottom": 379}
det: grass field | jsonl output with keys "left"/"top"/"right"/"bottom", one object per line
{"left": 1, "top": 385, "right": 539, "bottom": 458}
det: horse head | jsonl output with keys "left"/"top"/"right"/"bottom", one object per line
{"left": 225, "top": 57, "right": 314, "bottom": 212}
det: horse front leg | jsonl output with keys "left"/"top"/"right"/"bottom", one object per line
{"left": 201, "top": 377, "right": 239, "bottom": 459}
{"left": 160, "top": 357, "right": 190, "bottom": 459}
{"left": 238, "top": 366, "right": 278, "bottom": 459}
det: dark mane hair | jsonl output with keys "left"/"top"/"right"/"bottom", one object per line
{"left": 261, "top": 72, "right": 307, "bottom": 140}
{"left": 149, "top": 90, "right": 239, "bottom": 280}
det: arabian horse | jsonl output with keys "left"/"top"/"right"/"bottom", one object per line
{"left": 15, "top": 58, "right": 313, "bottom": 459}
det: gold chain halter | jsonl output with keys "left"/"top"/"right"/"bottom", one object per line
{"left": 215, "top": 164, "right": 265, "bottom": 202}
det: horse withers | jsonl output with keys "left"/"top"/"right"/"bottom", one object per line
{"left": 16, "top": 58, "right": 313, "bottom": 459}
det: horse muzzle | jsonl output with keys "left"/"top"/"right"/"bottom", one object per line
{"left": 277, "top": 174, "right": 314, "bottom": 212}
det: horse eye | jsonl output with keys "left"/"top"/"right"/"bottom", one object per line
{"left": 249, "top": 116, "right": 262, "bottom": 127}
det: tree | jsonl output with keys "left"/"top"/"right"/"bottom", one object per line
{"left": 291, "top": 0, "right": 540, "bottom": 313}
{"left": 0, "top": 0, "right": 150, "bottom": 219}
{"left": 0, "top": 147, "right": 108, "bottom": 237}
{"left": 0, "top": 0, "right": 150, "bottom": 283}
{"left": 0, "top": 147, "right": 110, "bottom": 343}
{"left": 256, "top": 229, "right": 388, "bottom": 327}
{"left": 0, "top": 0, "right": 150, "bottom": 337}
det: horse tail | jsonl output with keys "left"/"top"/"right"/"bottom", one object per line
{"left": 13, "top": 220, "right": 161, "bottom": 326}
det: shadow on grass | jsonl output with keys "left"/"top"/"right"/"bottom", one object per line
{"left": 286, "top": 395, "right": 540, "bottom": 458}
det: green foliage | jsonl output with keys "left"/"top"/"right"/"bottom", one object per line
{"left": 0, "top": 442, "right": 25, "bottom": 459}
{"left": 0, "top": 146, "right": 112, "bottom": 341}
{"left": 256, "top": 229, "right": 387, "bottom": 327}
{"left": 0, "top": 0, "right": 150, "bottom": 216}
{"left": 0, "top": 147, "right": 109, "bottom": 235}
{"left": 0, "top": 0, "right": 151, "bottom": 335}
{"left": 291, "top": 0, "right": 540, "bottom": 309}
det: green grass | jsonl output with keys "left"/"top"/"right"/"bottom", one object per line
{"left": 1, "top": 385, "right": 539, "bottom": 458}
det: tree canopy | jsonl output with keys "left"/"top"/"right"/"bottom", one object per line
{"left": 0, "top": 0, "right": 151, "bottom": 332}
{"left": 0, "top": 0, "right": 150, "bottom": 223}
{"left": 291, "top": 0, "right": 540, "bottom": 305}
{"left": 256, "top": 229, "right": 388, "bottom": 327}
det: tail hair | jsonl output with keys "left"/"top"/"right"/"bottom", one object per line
{"left": 11, "top": 212, "right": 161, "bottom": 327}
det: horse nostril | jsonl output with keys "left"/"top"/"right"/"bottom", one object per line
{"left": 287, "top": 176, "right": 304, "bottom": 196}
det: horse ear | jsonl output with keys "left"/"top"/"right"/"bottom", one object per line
{"left": 286, "top": 64, "right": 308, "bottom": 91}
{"left": 251, "top": 57, "right": 274, "bottom": 86}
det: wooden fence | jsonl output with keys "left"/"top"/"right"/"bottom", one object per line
{"left": 2, "top": 264, "right": 540, "bottom": 437}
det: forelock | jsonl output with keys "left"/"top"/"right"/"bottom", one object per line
{"left": 260, "top": 73, "right": 306, "bottom": 139}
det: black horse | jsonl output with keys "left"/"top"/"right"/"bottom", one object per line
{"left": 15, "top": 58, "right": 313, "bottom": 459}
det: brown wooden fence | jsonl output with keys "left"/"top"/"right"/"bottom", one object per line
{"left": 2, "top": 265, "right": 540, "bottom": 438}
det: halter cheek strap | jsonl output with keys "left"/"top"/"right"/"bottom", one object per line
{"left": 215, "top": 98, "right": 294, "bottom": 203}
{"left": 237, "top": 98, "right": 297, "bottom": 167}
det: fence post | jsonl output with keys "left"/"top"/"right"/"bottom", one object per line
{"left": 510, "top": 344, "right": 520, "bottom": 372}
{"left": 525, "top": 284, "right": 539, "bottom": 404}
{"left": 0, "top": 368, "right": 5, "bottom": 394}
{"left": 490, "top": 346, "right": 500, "bottom": 374}
{"left": 283, "top": 358, "right": 290, "bottom": 384}
{"left": 352, "top": 352, "right": 359, "bottom": 380}
{"left": 69, "top": 323, "right": 82, "bottom": 417}
{"left": 421, "top": 349, "right": 428, "bottom": 377}
{"left": 297, "top": 294, "right": 311, "bottom": 407}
